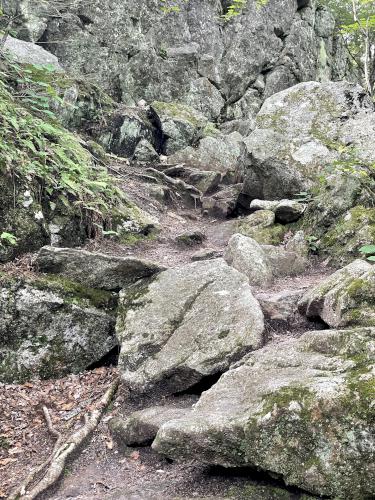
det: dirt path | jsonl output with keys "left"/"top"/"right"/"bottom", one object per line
{"left": 0, "top": 162, "right": 332, "bottom": 500}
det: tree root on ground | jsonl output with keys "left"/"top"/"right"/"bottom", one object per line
{"left": 9, "top": 378, "right": 120, "bottom": 500}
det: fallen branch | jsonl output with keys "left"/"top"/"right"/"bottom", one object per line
{"left": 10, "top": 378, "right": 120, "bottom": 500}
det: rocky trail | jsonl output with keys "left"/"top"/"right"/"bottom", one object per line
{"left": 0, "top": 166, "right": 334, "bottom": 500}
{"left": 0, "top": 0, "right": 374, "bottom": 499}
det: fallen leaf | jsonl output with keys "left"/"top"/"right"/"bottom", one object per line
{"left": 60, "top": 402, "right": 75, "bottom": 411}
{"left": 130, "top": 451, "right": 140, "bottom": 461}
{"left": 0, "top": 457, "right": 17, "bottom": 466}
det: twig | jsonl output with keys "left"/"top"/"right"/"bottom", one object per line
{"left": 10, "top": 378, "right": 120, "bottom": 500}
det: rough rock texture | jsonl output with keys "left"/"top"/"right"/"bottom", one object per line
{"left": 154, "top": 327, "right": 375, "bottom": 499}
{"left": 4, "top": 1, "right": 352, "bottom": 123}
{"left": 116, "top": 259, "right": 264, "bottom": 395}
{"left": 202, "top": 184, "right": 241, "bottom": 218}
{"left": 0, "top": 275, "right": 117, "bottom": 383}
{"left": 224, "top": 234, "right": 273, "bottom": 286}
{"left": 262, "top": 245, "right": 307, "bottom": 277}
{"left": 151, "top": 101, "right": 209, "bottom": 155}
{"left": 3, "top": 35, "right": 62, "bottom": 68}
{"left": 256, "top": 289, "right": 306, "bottom": 323}
{"left": 110, "top": 399, "right": 195, "bottom": 446}
{"left": 241, "top": 81, "right": 375, "bottom": 202}
{"left": 299, "top": 259, "right": 375, "bottom": 327}
{"left": 35, "top": 246, "right": 165, "bottom": 291}
{"left": 169, "top": 132, "right": 244, "bottom": 175}
{"left": 164, "top": 165, "right": 221, "bottom": 195}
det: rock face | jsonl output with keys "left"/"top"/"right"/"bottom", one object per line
{"left": 241, "top": 81, "right": 375, "bottom": 201}
{"left": 5, "top": 1, "right": 351, "bottom": 123}
{"left": 35, "top": 246, "right": 165, "bottom": 291}
{"left": 154, "top": 327, "right": 375, "bottom": 499}
{"left": 0, "top": 275, "right": 117, "bottom": 383}
{"left": 116, "top": 259, "right": 264, "bottom": 395}
{"left": 299, "top": 259, "right": 375, "bottom": 327}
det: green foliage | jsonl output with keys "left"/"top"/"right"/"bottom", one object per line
{"left": 0, "top": 231, "right": 17, "bottom": 246}
{"left": 306, "top": 235, "right": 319, "bottom": 253}
{"left": 0, "top": 60, "right": 124, "bottom": 226}
{"left": 159, "top": 0, "right": 268, "bottom": 22}
{"left": 359, "top": 244, "right": 375, "bottom": 261}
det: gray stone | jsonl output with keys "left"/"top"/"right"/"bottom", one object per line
{"left": 250, "top": 200, "right": 279, "bottom": 212}
{"left": 242, "top": 82, "right": 375, "bottom": 200}
{"left": 116, "top": 258, "right": 264, "bottom": 395}
{"left": 35, "top": 246, "right": 165, "bottom": 291}
{"left": 256, "top": 289, "right": 306, "bottom": 322}
{"left": 175, "top": 231, "right": 206, "bottom": 247}
{"left": 163, "top": 165, "right": 221, "bottom": 195}
{"left": 262, "top": 245, "right": 307, "bottom": 277}
{"left": 3, "top": 35, "right": 62, "bottom": 69}
{"left": 238, "top": 211, "right": 276, "bottom": 230}
{"left": 298, "top": 259, "right": 375, "bottom": 328}
{"left": 110, "top": 401, "right": 194, "bottom": 446}
{"left": 275, "top": 200, "right": 307, "bottom": 223}
{"left": 8, "top": 0, "right": 351, "bottom": 122}
{"left": 0, "top": 275, "right": 117, "bottom": 383}
{"left": 285, "top": 230, "right": 309, "bottom": 257}
{"left": 169, "top": 132, "right": 244, "bottom": 176}
{"left": 153, "top": 327, "right": 375, "bottom": 499}
{"left": 224, "top": 234, "right": 273, "bottom": 286}
{"left": 202, "top": 185, "right": 242, "bottom": 219}
{"left": 133, "top": 139, "right": 160, "bottom": 164}
{"left": 151, "top": 101, "right": 208, "bottom": 155}
{"left": 191, "top": 248, "right": 222, "bottom": 262}
{"left": 97, "top": 107, "right": 160, "bottom": 159}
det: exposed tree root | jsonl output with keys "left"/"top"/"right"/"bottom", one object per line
{"left": 9, "top": 378, "right": 120, "bottom": 500}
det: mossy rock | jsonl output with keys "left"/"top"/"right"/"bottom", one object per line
{"left": 0, "top": 274, "right": 117, "bottom": 383}
{"left": 320, "top": 206, "right": 375, "bottom": 265}
{"left": 154, "top": 327, "right": 375, "bottom": 499}
{"left": 236, "top": 221, "right": 287, "bottom": 245}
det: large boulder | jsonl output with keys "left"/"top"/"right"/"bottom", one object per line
{"left": 299, "top": 259, "right": 375, "bottom": 328}
{"left": 35, "top": 246, "right": 165, "bottom": 291}
{"left": 0, "top": 274, "right": 117, "bottom": 383}
{"left": 241, "top": 81, "right": 375, "bottom": 201}
{"left": 4, "top": 1, "right": 351, "bottom": 122}
{"left": 116, "top": 258, "right": 264, "bottom": 395}
{"left": 154, "top": 327, "right": 375, "bottom": 499}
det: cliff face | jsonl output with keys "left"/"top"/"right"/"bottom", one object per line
{"left": 5, "top": 0, "right": 352, "bottom": 130}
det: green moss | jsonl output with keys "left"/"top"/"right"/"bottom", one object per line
{"left": 34, "top": 274, "right": 117, "bottom": 310}
{"left": 151, "top": 100, "right": 207, "bottom": 128}
{"left": 236, "top": 223, "right": 287, "bottom": 245}
{"left": 259, "top": 385, "right": 315, "bottom": 417}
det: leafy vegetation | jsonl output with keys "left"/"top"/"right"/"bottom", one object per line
{"left": 160, "top": 0, "right": 269, "bottom": 21}
{"left": 323, "top": 0, "right": 375, "bottom": 96}
{"left": 359, "top": 244, "right": 375, "bottom": 261}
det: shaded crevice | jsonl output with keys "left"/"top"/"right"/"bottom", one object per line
{"left": 174, "top": 371, "right": 224, "bottom": 396}
{"left": 87, "top": 344, "right": 120, "bottom": 370}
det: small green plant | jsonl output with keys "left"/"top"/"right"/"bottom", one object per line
{"left": 359, "top": 244, "right": 375, "bottom": 262}
{"left": 294, "top": 191, "right": 313, "bottom": 203}
{"left": 0, "top": 231, "right": 17, "bottom": 246}
{"left": 306, "top": 235, "right": 319, "bottom": 253}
